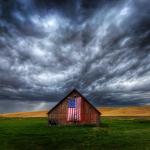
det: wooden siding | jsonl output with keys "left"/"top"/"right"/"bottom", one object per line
{"left": 48, "top": 90, "right": 100, "bottom": 125}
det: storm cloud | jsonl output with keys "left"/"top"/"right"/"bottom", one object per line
{"left": 0, "top": 0, "right": 150, "bottom": 113}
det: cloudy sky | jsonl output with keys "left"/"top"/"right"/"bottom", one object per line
{"left": 0, "top": 0, "right": 150, "bottom": 113}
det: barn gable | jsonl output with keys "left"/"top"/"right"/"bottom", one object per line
{"left": 48, "top": 89, "right": 100, "bottom": 115}
{"left": 47, "top": 89, "right": 101, "bottom": 125}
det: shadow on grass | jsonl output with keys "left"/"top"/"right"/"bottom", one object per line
{"left": 47, "top": 122, "right": 109, "bottom": 129}
{"left": 99, "top": 122, "right": 109, "bottom": 128}
{"left": 134, "top": 119, "right": 150, "bottom": 124}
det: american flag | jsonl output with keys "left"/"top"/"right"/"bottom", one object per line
{"left": 67, "top": 97, "right": 81, "bottom": 121}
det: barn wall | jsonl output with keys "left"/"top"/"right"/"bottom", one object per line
{"left": 48, "top": 99, "right": 68, "bottom": 124}
{"left": 48, "top": 91, "right": 100, "bottom": 125}
{"left": 81, "top": 99, "right": 100, "bottom": 124}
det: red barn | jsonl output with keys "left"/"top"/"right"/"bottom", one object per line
{"left": 47, "top": 89, "right": 101, "bottom": 125}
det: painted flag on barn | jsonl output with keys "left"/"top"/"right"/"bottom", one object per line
{"left": 67, "top": 97, "right": 81, "bottom": 121}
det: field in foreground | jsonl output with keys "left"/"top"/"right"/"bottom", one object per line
{"left": 0, "top": 106, "right": 150, "bottom": 117}
{"left": 0, "top": 118, "right": 150, "bottom": 150}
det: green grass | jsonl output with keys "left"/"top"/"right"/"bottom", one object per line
{"left": 0, "top": 117, "right": 150, "bottom": 150}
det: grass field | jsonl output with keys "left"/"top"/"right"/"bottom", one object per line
{"left": 0, "top": 117, "right": 150, "bottom": 150}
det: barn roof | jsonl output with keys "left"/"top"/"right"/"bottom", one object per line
{"left": 47, "top": 89, "right": 101, "bottom": 115}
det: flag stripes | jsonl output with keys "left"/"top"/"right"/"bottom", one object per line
{"left": 67, "top": 97, "right": 81, "bottom": 121}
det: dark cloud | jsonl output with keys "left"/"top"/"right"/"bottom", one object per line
{"left": 0, "top": 100, "right": 56, "bottom": 113}
{"left": 0, "top": 0, "right": 150, "bottom": 113}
